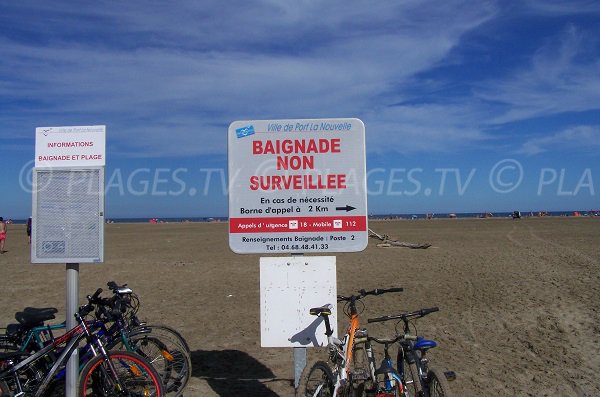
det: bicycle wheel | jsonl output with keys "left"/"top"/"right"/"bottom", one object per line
{"left": 426, "top": 367, "right": 452, "bottom": 397}
{"left": 401, "top": 359, "right": 423, "bottom": 397}
{"left": 301, "top": 361, "right": 334, "bottom": 397}
{"left": 131, "top": 324, "right": 190, "bottom": 354}
{"left": 112, "top": 326, "right": 191, "bottom": 396}
{"left": 79, "top": 351, "right": 163, "bottom": 397}
{"left": 0, "top": 380, "right": 9, "bottom": 397}
{"left": 352, "top": 342, "right": 374, "bottom": 390}
{"left": 129, "top": 334, "right": 190, "bottom": 396}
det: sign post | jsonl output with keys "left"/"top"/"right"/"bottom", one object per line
{"left": 32, "top": 125, "right": 106, "bottom": 397}
{"left": 228, "top": 118, "right": 368, "bottom": 390}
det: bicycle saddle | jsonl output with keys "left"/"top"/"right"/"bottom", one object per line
{"left": 309, "top": 304, "right": 332, "bottom": 316}
{"left": 15, "top": 307, "right": 58, "bottom": 328}
{"left": 414, "top": 336, "right": 437, "bottom": 351}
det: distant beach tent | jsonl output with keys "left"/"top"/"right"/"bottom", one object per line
{"left": 448, "top": 213, "right": 457, "bottom": 219}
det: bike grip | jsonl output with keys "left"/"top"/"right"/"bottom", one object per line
{"left": 422, "top": 307, "right": 439, "bottom": 315}
{"left": 91, "top": 288, "right": 103, "bottom": 300}
{"left": 384, "top": 287, "right": 404, "bottom": 293}
{"left": 367, "top": 316, "right": 388, "bottom": 323}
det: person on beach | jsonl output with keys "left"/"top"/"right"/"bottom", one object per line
{"left": 0, "top": 217, "right": 7, "bottom": 253}
{"left": 26, "top": 217, "right": 32, "bottom": 244}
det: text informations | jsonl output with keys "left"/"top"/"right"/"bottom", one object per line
{"left": 228, "top": 118, "right": 367, "bottom": 254}
{"left": 35, "top": 126, "right": 106, "bottom": 167}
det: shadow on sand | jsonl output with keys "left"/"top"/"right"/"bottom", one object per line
{"left": 191, "top": 349, "right": 290, "bottom": 396}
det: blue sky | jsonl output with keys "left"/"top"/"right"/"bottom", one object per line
{"left": 1, "top": 0, "right": 599, "bottom": 219}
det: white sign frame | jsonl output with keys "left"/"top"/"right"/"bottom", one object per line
{"left": 228, "top": 118, "right": 368, "bottom": 254}
{"left": 260, "top": 256, "right": 337, "bottom": 348}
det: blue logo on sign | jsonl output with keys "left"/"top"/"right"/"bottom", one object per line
{"left": 42, "top": 241, "right": 66, "bottom": 254}
{"left": 236, "top": 125, "right": 255, "bottom": 138}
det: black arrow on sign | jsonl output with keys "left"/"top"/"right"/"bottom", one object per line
{"left": 336, "top": 205, "right": 356, "bottom": 212}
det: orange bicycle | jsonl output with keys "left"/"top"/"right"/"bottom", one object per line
{"left": 301, "top": 287, "right": 403, "bottom": 396}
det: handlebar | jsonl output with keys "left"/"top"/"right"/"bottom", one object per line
{"left": 337, "top": 287, "right": 403, "bottom": 302}
{"left": 107, "top": 281, "right": 133, "bottom": 295}
{"left": 88, "top": 288, "right": 103, "bottom": 303}
{"left": 368, "top": 334, "right": 403, "bottom": 345}
{"left": 82, "top": 285, "right": 132, "bottom": 321}
{"left": 367, "top": 307, "right": 439, "bottom": 323}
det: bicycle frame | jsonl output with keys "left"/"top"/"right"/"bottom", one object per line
{"left": 0, "top": 300, "right": 136, "bottom": 397}
{"left": 308, "top": 287, "right": 403, "bottom": 396}
{"left": 0, "top": 321, "right": 92, "bottom": 396}
{"left": 367, "top": 336, "right": 404, "bottom": 395}
{"left": 368, "top": 307, "right": 443, "bottom": 397}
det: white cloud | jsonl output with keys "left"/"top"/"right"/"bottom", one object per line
{"left": 0, "top": 0, "right": 499, "bottom": 156}
{"left": 517, "top": 125, "right": 600, "bottom": 155}
{"left": 521, "top": 0, "right": 600, "bottom": 15}
{"left": 476, "top": 24, "right": 600, "bottom": 125}
{"left": 364, "top": 102, "right": 493, "bottom": 154}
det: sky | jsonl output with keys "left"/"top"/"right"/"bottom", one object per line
{"left": 1, "top": 0, "right": 599, "bottom": 219}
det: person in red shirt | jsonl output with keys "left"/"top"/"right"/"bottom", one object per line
{"left": 0, "top": 217, "right": 7, "bottom": 253}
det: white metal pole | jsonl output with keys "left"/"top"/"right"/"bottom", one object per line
{"left": 66, "top": 263, "right": 79, "bottom": 397}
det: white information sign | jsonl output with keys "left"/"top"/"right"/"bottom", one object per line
{"left": 31, "top": 168, "right": 104, "bottom": 263}
{"left": 228, "top": 118, "right": 368, "bottom": 254}
{"left": 260, "top": 256, "right": 337, "bottom": 348}
{"left": 35, "top": 125, "right": 106, "bottom": 167}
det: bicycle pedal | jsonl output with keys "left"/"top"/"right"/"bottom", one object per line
{"left": 444, "top": 370, "right": 456, "bottom": 381}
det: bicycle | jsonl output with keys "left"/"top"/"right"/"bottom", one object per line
{"left": 104, "top": 281, "right": 191, "bottom": 356}
{"left": 363, "top": 334, "right": 404, "bottom": 397}
{"left": 301, "top": 287, "right": 403, "bottom": 397}
{"left": 0, "top": 292, "right": 163, "bottom": 397}
{"left": 368, "top": 307, "right": 454, "bottom": 397}
{"left": 93, "top": 282, "right": 192, "bottom": 396}
{"left": 0, "top": 283, "right": 191, "bottom": 397}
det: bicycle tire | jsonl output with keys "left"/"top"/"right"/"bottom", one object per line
{"left": 0, "top": 335, "right": 20, "bottom": 353}
{"left": 0, "top": 380, "right": 9, "bottom": 397}
{"left": 78, "top": 351, "right": 163, "bottom": 397}
{"left": 0, "top": 358, "right": 47, "bottom": 395}
{"left": 426, "top": 367, "right": 452, "bottom": 397}
{"left": 129, "top": 334, "right": 190, "bottom": 396}
{"left": 301, "top": 361, "right": 335, "bottom": 397}
{"left": 131, "top": 324, "right": 191, "bottom": 354}
{"left": 402, "top": 359, "right": 423, "bottom": 397}
{"left": 110, "top": 327, "right": 191, "bottom": 397}
{"left": 352, "top": 342, "right": 375, "bottom": 393}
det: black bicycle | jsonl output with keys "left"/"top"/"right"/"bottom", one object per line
{"left": 368, "top": 307, "right": 454, "bottom": 397}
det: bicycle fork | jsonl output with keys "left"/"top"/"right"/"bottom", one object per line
{"left": 375, "top": 342, "right": 403, "bottom": 396}
{"left": 76, "top": 313, "right": 128, "bottom": 393}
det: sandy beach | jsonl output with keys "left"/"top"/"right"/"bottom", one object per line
{"left": 1, "top": 217, "right": 599, "bottom": 396}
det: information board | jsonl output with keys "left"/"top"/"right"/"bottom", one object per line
{"left": 260, "top": 256, "right": 337, "bottom": 347}
{"left": 32, "top": 125, "right": 105, "bottom": 264}
{"left": 228, "top": 118, "right": 368, "bottom": 254}
{"left": 35, "top": 125, "right": 106, "bottom": 167}
{"left": 31, "top": 168, "right": 104, "bottom": 263}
